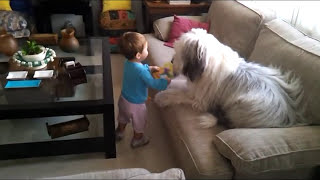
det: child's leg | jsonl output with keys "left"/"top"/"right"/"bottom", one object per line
{"left": 116, "top": 96, "right": 131, "bottom": 141}
{"left": 130, "top": 103, "right": 149, "bottom": 148}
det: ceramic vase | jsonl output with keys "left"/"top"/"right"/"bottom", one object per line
{"left": 0, "top": 29, "right": 18, "bottom": 56}
{"left": 59, "top": 28, "right": 80, "bottom": 53}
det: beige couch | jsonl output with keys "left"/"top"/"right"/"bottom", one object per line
{"left": 144, "top": 0, "right": 320, "bottom": 179}
{"left": 43, "top": 168, "right": 185, "bottom": 179}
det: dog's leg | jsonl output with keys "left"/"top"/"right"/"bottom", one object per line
{"left": 154, "top": 88, "right": 207, "bottom": 112}
{"left": 154, "top": 89, "right": 193, "bottom": 107}
{"left": 155, "top": 89, "right": 218, "bottom": 128}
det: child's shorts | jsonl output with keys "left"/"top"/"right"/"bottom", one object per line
{"left": 117, "top": 95, "right": 147, "bottom": 133}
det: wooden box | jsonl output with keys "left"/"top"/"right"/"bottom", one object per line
{"left": 29, "top": 33, "right": 58, "bottom": 45}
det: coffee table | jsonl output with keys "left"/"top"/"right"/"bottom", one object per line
{"left": 0, "top": 38, "right": 116, "bottom": 160}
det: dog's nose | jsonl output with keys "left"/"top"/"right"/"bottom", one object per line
{"left": 171, "top": 58, "right": 174, "bottom": 64}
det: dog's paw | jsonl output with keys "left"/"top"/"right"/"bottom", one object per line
{"left": 154, "top": 91, "right": 172, "bottom": 107}
{"left": 197, "top": 113, "right": 218, "bottom": 128}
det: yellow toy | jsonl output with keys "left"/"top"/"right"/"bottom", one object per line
{"left": 152, "top": 62, "right": 174, "bottom": 79}
{"left": 149, "top": 62, "right": 173, "bottom": 101}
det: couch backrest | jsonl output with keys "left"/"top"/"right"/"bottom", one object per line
{"left": 248, "top": 19, "right": 320, "bottom": 125}
{"left": 206, "top": 0, "right": 275, "bottom": 58}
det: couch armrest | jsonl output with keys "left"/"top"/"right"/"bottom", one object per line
{"left": 213, "top": 126, "right": 320, "bottom": 175}
{"left": 153, "top": 16, "right": 205, "bottom": 42}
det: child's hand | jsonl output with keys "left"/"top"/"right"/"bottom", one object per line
{"left": 150, "top": 66, "right": 160, "bottom": 73}
{"left": 165, "top": 77, "right": 171, "bottom": 85}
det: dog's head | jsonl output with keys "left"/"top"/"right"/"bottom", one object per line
{"left": 172, "top": 28, "right": 240, "bottom": 82}
{"left": 172, "top": 28, "right": 221, "bottom": 81}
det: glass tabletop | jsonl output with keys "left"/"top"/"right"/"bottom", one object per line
{"left": 0, "top": 38, "right": 112, "bottom": 106}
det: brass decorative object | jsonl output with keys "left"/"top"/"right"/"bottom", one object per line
{"left": 46, "top": 116, "right": 90, "bottom": 139}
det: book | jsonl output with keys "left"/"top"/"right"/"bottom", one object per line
{"left": 167, "top": 0, "right": 191, "bottom": 5}
{"left": 5, "top": 80, "right": 41, "bottom": 88}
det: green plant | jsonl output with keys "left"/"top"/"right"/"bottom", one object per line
{"left": 21, "top": 40, "right": 42, "bottom": 55}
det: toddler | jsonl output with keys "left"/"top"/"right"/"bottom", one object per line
{"left": 116, "top": 32, "right": 170, "bottom": 148}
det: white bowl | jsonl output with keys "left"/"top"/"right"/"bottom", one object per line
{"left": 22, "top": 46, "right": 46, "bottom": 62}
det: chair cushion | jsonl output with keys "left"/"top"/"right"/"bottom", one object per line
{"left": 102, "top": 0, "right": 131, "bottom": 12}
{"left": 0, "top": 0, "right": 11, "bottom": 11}
{"left": 248, "top": 19, "right": 320, "bottom": 125}
{"left": 100, "top": 10, "right": 135, "bottom": 30}
{"left": 214, "top": 126, "right": 320, "bottom": 174}
{"left": 164, "top": 15, "right": 209, "bottom": 48}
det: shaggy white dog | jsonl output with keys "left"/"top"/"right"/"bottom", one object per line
{"left": 155, "top": 28, "right": 306, "bottom": 128}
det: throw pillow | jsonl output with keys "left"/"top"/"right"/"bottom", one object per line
{"left": 0, "top": 0, "right": 12, "bottom": 11}
{"left": 164, "top": 15, "right": 209, "bottom": 48}
{"left": 102, "top": 0, "right": 131, "bottom": 12}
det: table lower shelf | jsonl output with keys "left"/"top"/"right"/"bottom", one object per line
{"left": 0, "top": 137, "right": 115, "bottom": 160}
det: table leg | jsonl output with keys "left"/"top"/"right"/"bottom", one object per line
{"left": 103, "top": 109, "right": 116, "bottom": 158}
{"left": 143, "top": 5, "right": 152, "bottom": 33}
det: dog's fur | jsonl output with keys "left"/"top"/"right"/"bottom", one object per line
{"left": 155, "top": 29, "right": 306, "bottom": 128}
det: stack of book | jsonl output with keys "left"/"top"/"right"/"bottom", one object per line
{"left": 167, "top": 0, "right": 191, "bottom": 5}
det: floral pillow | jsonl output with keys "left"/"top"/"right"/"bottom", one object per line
{"left": 0, "top": 10, "right": 28, "bottom": 32}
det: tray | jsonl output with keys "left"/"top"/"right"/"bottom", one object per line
{"left": 33, "top": 70, "right": 54, "bottom": 79}
{"left": 6, "top": 71, "right": 28, "bottom": 80}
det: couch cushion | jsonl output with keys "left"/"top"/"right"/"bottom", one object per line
{"left": 206, "top": 0, "right": 275, "bottom": 58}
{"left": 248, "top": 19, "right": 320, "bottom": 125}
{"left": 144, "top": 33, "right": 175, "bottom": 66}
{"left": 160, "top": 105, "right": 233, "bottom": 179}
{"left": 214, "top": 126, "right": 320, "bottom": 174}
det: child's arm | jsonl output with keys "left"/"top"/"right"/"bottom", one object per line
{"left": 140, "top": 68, "right": 170, "bottom": 90}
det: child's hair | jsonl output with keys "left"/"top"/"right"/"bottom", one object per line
{"left": 119, "top": 32, "right": 147, "bottom": 60}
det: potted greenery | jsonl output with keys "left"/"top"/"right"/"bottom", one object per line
{"left": 21, "top": 40, "right": 46, "bottom": 62}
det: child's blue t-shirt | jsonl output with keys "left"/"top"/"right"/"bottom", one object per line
{"left": 121, "top": 60, "right": 168, "bottom": 104}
